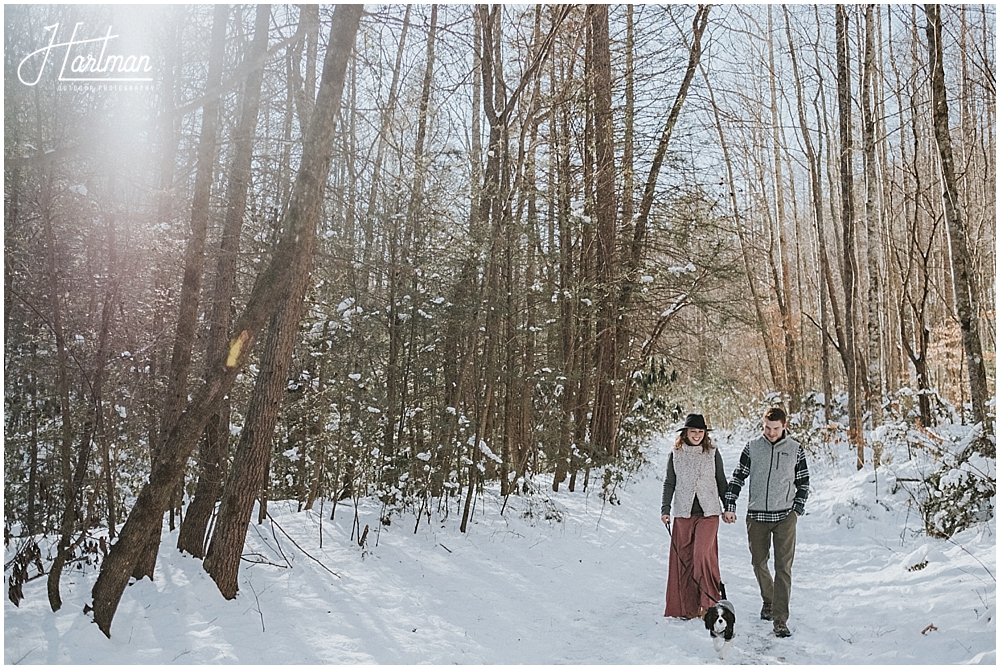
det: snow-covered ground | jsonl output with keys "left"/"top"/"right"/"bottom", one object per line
{"left": 5, "top": 427, "right": 995, "bottom": 664}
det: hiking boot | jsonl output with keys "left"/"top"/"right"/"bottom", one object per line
{"left": 773, "top": 620, "right": 791, "bottom": 638}
{"left": 760, "top": 602, "right": 773, "bottom": 621}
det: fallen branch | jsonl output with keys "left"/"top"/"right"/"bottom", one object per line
{"left": 246, "top": 579, "right": 265, "bottom": 633}
{"left": 240, "top": 552, "right": 289, "bottom": 568}
{"left": 266, "top": 513, "right": 340, "bottom": 579}
{"left": 249, "top": 522, "right": 291, "bottom": 568}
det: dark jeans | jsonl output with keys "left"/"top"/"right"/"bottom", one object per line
{"left": 746, "top": 512, "right": 797, "bottom": 622}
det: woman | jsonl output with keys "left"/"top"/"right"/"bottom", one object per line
{"left": 661, "top": 413, "right": 727, "bottom": 620}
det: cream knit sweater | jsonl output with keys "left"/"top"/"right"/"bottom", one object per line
{"left": 671, "top": 445, "right": 723, "bottom": 518}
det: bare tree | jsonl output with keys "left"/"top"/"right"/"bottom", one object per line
{"left": 924, "top": 4, "right": 993, "bottom": 442}
{"left": 835, "top": 5, "right": 865, "bottom": 468}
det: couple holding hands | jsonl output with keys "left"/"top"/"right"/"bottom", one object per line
{"left": 660, "top": 408, "right": 810, "bottom": 639}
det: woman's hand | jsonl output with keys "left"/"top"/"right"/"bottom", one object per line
{"left": 722, "top": 512, "right": 737, "bottom": 524}
{"left": 661, "top": 514, "right": 671, "bottom": 526}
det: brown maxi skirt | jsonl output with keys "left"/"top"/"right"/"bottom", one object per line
{"left": 664, "top": 514, "right": 722, "bottom": 618}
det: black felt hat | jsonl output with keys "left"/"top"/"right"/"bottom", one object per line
{"left": 677, "top": 413, "right": 710, "bottom": 431}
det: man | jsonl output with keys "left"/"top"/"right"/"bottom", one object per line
{"left": 721, "top": 407, "right": 810, "bottom": 638}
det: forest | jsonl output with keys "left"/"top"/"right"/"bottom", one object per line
{"left": 3, "top": 4, "right": 995, "bottom": 639}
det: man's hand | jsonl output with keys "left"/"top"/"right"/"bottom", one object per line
{"left": 722, "top": 512, "right": 737, "bottom": 524}
{"left": 661, "top": 514, "right": 671, "bottom": 527}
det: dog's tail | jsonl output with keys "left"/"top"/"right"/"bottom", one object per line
{"left": 719, "top": 582, "right": 727, "bottom": 601}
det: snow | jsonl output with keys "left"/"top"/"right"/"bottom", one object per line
{"left": 5, "top": 428, "right": 995, "bottom": 664}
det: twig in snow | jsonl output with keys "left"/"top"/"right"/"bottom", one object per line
{"left": 945, "top": 537, "right": 996, "bottom": 581}
{"left": 267, "top": 518, "right": 293, "bottom": 568}
{"left": 240, "top": 552, "right": 289, "bottom": 568}
{"left": 246, "top": 579, "right": 265, "bottom": 633}
{"left": 266, "top": 512, "right": 341, "bottom": 578}
{"left": 250, "top": 522, "right": 291, "bottom": 568}
{"left": 13, "top": 647, "right": 37, "bottom": 664}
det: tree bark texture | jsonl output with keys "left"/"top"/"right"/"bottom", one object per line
{"left": 588, "top": 4, "right": 618, "bottom": 458}
{"left": 862, "top": 4, "right": 884, "bottom": 425}
{"left": 203, "top": 261, "right": 314, "bottom": 599}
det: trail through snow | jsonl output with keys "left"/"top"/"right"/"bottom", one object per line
{"left": 5, "top": 430, "right": 995, "bottom": 664}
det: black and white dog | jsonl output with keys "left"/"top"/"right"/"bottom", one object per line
{"left": 703, "top": 599, "right": 737, "bottom": 660}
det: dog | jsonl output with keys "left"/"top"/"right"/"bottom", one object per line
{"left": 703, "top": 599, "right": 737, "bottom": 660}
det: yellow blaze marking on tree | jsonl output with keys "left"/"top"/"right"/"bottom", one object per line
{"left": 227, "top": 331, "right": 249, "bottom": 367}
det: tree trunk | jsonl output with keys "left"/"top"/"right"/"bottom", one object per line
{"left": 95, "top": 217, "right": 121, "bottom": 538}
{"left": 179, "top": 4, "right": 271, "bottom": 559}
{"left": 861, "top": 4, "right": 883, "bottom": 425}
{"left": 27, "top": 346, "right": 39, "bottom": 534}
{"left": 42, "top": 188, "right": 76, "bottom": 613}
{"left": 588, "top": 4, "right": 618, "bottom": 457}
{"left": 924, "top": 4, "right": 993, "bottom": 441}
{"left": 784, "top": 7, "right": 834, "bottom": 419}
{"left": 767, "top": 6, "right": 801, "bottom": 411}
{"left": 835, "top": 5, "right": 865, "bottom": 469}
{"left": 204, "top": 257, "right": 315, "bottom": 599}
{"left": 90, "top": 4, "right": 362, "bottom": 637}
{"left": 554, "top": 80, "right": 575, "bottom": 492}
{"left": 134, "top": 4, "right": 229, "bottom": 577}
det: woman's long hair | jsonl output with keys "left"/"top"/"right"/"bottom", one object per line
{"left": 674, "top": 429, "right": 714, "bottom": 453}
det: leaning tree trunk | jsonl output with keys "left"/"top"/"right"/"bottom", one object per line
{"left": 203, "top": 253, "right": 316, "bottom": 599}
{"left": 89, "top": 4, "right": 363, "bottom": 638}
{"left": 924, "top": 4, "right": 993, "bottom": 442}
{"left": 134, "top": 4, "right": 229, "bottom": 578}
{"left": 616, "top": 5, "right": 710, "bottom": 426}
{"left": 178, "top": 3, "right": 271, "bottom": 560}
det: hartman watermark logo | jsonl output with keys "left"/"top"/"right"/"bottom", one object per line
{"left": 18, "top": 22, "right": 154, "bottom": 87}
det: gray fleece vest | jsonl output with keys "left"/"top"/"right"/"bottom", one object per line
{"left": 748, "top": 434, "right": 799, "bottom": 513}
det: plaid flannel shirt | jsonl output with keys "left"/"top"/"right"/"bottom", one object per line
{"left": 725, "top": 436, "right": 810, "bottom": 523}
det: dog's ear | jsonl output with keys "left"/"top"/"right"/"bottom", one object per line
{"left": 703, "top": 609, "right": 716, "bottom": 630}
{"left": 722, "top": 608, "right": 736, "bottom": 640}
